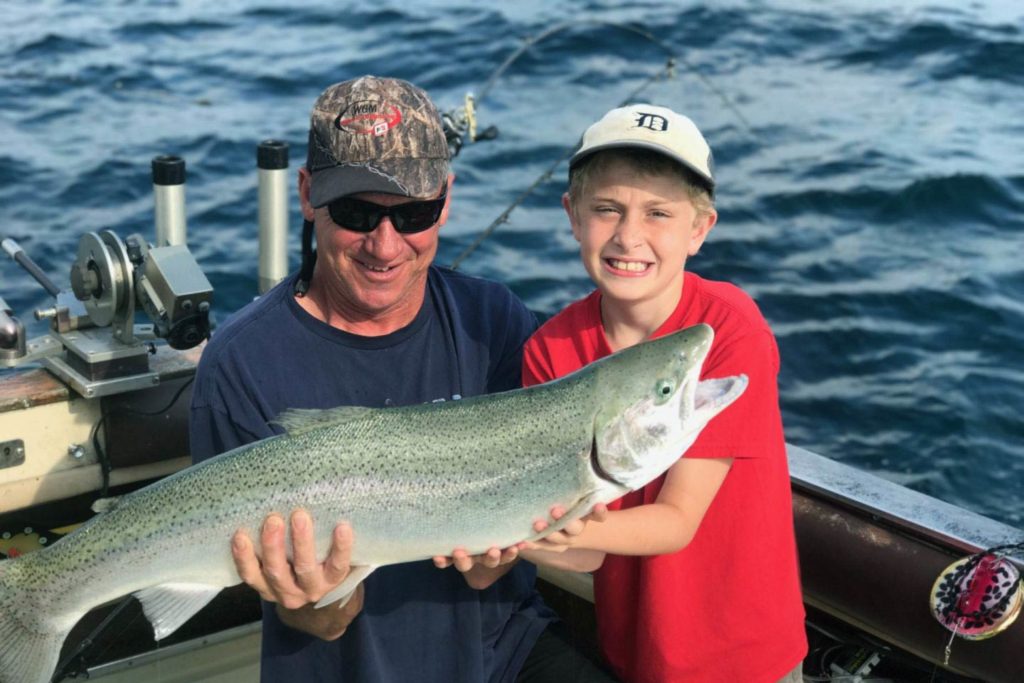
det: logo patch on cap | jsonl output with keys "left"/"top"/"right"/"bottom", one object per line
{"left": 335, "top": 100, "right": 403, "bottom": 137}
{"left": 634, "top": 112, "right": 669, "bottom": 132}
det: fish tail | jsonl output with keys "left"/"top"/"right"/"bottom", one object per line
{"left": 0, "top": 557, "right": 70, "bottom": 683}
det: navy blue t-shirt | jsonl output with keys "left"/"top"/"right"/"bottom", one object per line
{"left": 189, "top": 266, "right": 553, "bottom": 683}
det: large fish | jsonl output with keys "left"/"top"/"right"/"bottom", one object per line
{"left": 0, "top": 323, "right": 746, "bottom": 683}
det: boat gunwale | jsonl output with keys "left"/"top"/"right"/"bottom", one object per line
{"left": 787, "top": 444, "right": 1023, "bottom": 565}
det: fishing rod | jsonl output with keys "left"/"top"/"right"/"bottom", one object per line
{"left": 444, "top": 19, "right": 753, "bottom": 270}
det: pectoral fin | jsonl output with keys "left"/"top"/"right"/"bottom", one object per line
{"left": 314, "top": 565, "right": 376, "bottom": 609}
{"left": 134, "top": 583, "right": 222, "bottom": 640}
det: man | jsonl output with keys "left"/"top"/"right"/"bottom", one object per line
{"left": 189, "top": 76, "right": 572, "bottom": 682}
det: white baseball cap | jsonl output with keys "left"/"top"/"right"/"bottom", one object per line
{"left": 569, "top": 104, "right": 715, "bottom": 192}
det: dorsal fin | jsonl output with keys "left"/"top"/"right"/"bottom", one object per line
{"left": 273, "top": 406, "right": 376, "bottom": 436}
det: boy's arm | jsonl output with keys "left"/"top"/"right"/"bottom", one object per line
{"left": 524, "top": 456, "right": 733, "bottom": 557}
{"left": 519, "top": 547, "right": 607, "bottom": 572}
{"left": 518, "top": 503, "right": 610, "bottom": 571}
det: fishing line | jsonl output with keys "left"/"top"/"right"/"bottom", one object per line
{"left": 473, "top": 19, "right": 751, "bottom": 130}
{"left": 447, "top": 20, "right": 753, "bottom": 271}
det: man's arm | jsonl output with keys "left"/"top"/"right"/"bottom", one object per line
{"left": 275, "top": 587, "right": 364, "bottom": 641}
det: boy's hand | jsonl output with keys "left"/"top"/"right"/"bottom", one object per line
{"left": 519, "top": 503, "right": 608, "bottom": 553}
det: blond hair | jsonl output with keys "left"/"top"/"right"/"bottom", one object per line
{"left": 568, "top": 149, "right": 715, "bottom": 219}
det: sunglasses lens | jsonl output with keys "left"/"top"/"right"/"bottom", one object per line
{"left": 327, "top": 199, "right": 379, "bottom": 233}
{"left": 391, "top": 202, "right": 444, "bottom": 233}
{"left": 327, "top": 189, "right": 447, "bottom": 235}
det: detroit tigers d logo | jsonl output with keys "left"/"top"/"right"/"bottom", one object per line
{"left": 634, "top": 112, "right": 669, "bottom": 131}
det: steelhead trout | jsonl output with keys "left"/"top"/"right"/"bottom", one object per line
{"left": 0, "top": 323, "right": 746, "bottom": 683}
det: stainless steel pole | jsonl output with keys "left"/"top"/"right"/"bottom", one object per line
{"left": 257, "top": 140, "right": 289, "bottom": 294}
{"left": 152, "top": 156, "right": 187, "bottom": 247}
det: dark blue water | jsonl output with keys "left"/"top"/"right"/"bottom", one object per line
{"left": 1, "top": 1, "right": 1022, "bottom": 527}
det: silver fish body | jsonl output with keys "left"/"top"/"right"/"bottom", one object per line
{"left": 0, "top": 323, "right": 746, "bottom": 683}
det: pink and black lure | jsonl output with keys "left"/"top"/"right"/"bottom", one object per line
{"left": 930, "top": 542, "right": 1023, "bottom": 642}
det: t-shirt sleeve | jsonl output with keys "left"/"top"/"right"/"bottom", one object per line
{"left": 688, "top": 328, "right": 783, "bottom": 460}
{"left": 521, "top": 335, "right": 555, "bottom": 388}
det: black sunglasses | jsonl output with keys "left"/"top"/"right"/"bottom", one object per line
{"left": 327, "top": 187, "right": 448, "bottom": 234}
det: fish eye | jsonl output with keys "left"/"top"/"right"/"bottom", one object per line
{"left": 655, "top": 379, "right": 675, "bottom": 404}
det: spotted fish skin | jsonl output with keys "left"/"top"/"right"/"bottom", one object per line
{"left": 0, "top": 323, "right": 747, "bottom": 683}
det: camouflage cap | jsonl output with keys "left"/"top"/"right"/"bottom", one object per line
{"left": 306, "top": 76, "right": 450, "bottom": 206}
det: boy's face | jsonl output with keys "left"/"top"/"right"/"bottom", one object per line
{"left": 565, "top": 158, "right": 716, "bottom": 315}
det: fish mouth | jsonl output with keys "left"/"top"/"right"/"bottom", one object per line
{"left": 692, "top": 375, "right": 749, "bottom": 418}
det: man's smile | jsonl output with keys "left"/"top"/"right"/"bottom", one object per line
{"left": 356, "top": 258, "right": 399, "bottom": 274}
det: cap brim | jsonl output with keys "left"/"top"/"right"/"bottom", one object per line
{"left": 569, "top": 141, "right": 715, "bottom": 190}
{"left": 309, "top": 158, "right": 447, "bottom": 207}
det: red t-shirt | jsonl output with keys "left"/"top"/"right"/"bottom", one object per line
{"left": 522, "top": 272, "right": 807, "bottom": 683}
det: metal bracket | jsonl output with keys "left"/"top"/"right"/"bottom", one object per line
{"left": 42, "top": 354, "right": 159, "bottom": 398}
{"left": 0, "top": 439, "right": 25, "bottom": 469}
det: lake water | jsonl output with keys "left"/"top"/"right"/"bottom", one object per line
{"left": 1, "top": 0, "right": 1022, "bottom": 527}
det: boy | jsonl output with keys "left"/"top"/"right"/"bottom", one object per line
{"left": 519, "top": 104, "right": 808, "bottom": 682}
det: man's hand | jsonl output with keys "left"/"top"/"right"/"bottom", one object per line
{"left": 433, "top": 545, "right": 520, "bottom": 572}
{"left": 518, "top": 503, "right": 609, "bottom": 553}
{"left": 232, "top": 509, "right": 363, "bottom": 639}
{"left": 276, "top": 582, "right": 364, "bottom": 641}
{"left": 433, "top": 545, "right": 521, "bottom": 590}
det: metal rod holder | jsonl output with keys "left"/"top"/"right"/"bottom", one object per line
{"left": 257, "top": 140, "right": 289, "bottom": 294}
{"left": 152, "top": 156, "right": 187, "bottom": 247}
